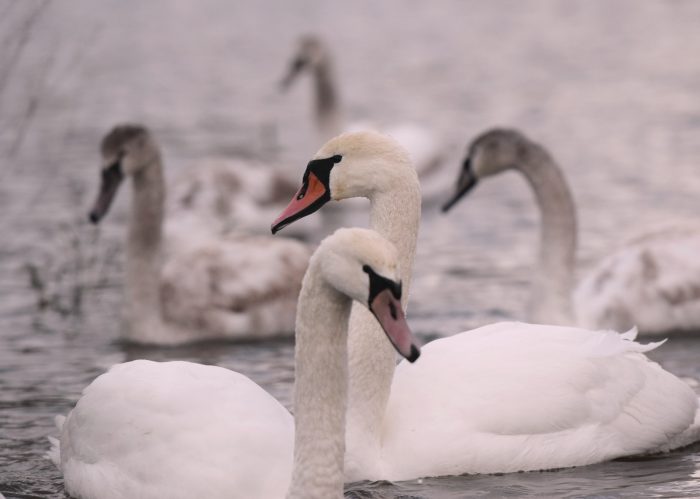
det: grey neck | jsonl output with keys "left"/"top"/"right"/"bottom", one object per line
{"left": 344, "top": 168, "right": 421, "bottom": 478}
{"left": 123, "top": 154, "right": 167, "bottom": 341}
{"left": 313, "top": 58, "right": 342, "bottom": 140}
{"left": 287, "top": 271, "right": 350, "bottom": 499}
{"left": 517, "top": 144, "right": 577, "bottom": 324}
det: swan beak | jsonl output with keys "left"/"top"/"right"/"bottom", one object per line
{"left": 89, "top": 160, "right": 124, "bottom": 224}
{"left": 271, "top": 172, "right": 330, "bottom": 234}
{"left": 441, "top": 157, "right": 478, "bottom": 213}
{"left": 369, "top": 288, "right": 420, "bottom": 363}
{"left": 279, "top": 57, "right": 305, "bottom": 92}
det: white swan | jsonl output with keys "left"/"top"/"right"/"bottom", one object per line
{"left": 442, "top": 128, "right": 700, "bottom": 335}
{"left": 272, "top": 130, "right": 700, "bottom": 480}
{"left": 49, "top": 227, "right": 420, "bottom": 499}
{"left": 89, "top": 124, "right": 311, "bottom": 344}
{"left": 280, "top": 34, "right": 443, "bottom": 179}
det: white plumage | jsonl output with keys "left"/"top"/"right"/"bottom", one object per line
{"left": 274, "top": 131, "right": 700, "bottom": 481}
{"left": 51, "top": 131, "right": 700, "bottom": 499}
{"left": 50, "top": 228, "right": 418, "bottom": 499}
{"left": 50, "top": 360, "right": 293, "bottom": 499}
{"left": 380, "top": 322, "right": 699, "bottom": 480}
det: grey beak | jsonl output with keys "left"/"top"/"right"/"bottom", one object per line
{"left": 441, "top": 157, "right": 478, "bottom": 213}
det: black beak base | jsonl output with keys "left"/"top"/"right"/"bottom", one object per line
{"left": 88, "top": 160, "right": 124, "bottom": 224}
{"left": 441, "top": 158, "right": 478, "bottom": 213}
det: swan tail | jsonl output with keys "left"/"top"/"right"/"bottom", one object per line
{"left": 651, "top": 398, "right": 700, "bottom": 453}
{"left": 45, "top": 414, "right": 65, "bottom": 468}
{"left": 619, "top": 326, "right": 639, "bottom": 341}
{"left": 619, "top": 326, "right": 666, "bottom": 353}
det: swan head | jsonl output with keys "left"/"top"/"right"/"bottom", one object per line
{"left": 271, "top": 130, "right": 414, "bottom": 233}
{"left": 280, "top": 35, "right": 328, "bottom": 90}
{"left": 89, "top": 124, "right": 159, "bottom": 223}
{"left": 315, "top": 228, "right": 420, "bottom": 362}
{"left": 442, "top": 128, "right": 529, "bottom": 212}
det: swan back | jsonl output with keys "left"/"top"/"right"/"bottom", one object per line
{"left": 381, "top": 322, "right": 696, "bottom": 480}
{"left": 58, "top": 360, "right": 294, "bottom": 499}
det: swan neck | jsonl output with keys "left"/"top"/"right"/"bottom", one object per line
{"left": 518, "top": 145, "right": 576, "bottom": 324}
{"left": 344, "top": 165, "right": 421, "bottom": 478}
{"left": 288, "top": 268, "right": 350, "bottom": 499}
{"left": 124, "top": 154, "right": 166, "bottom": 340}
{"left": 313, "top": 58, "right": 341, "bottom": 139}
{"left": 369, "top": 179, "right": 421, "bottom": 293}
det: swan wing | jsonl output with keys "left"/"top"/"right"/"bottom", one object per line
{"left": 168, "top": 160, "right": 300, "bottom": 236}
{"left": 575, "top": 230, "right": 700, "bottom": 335}
{"left": 380, "top": 322, "right": 697, "bottom": 480}
{"left": 57, "top": 360, "right": 293, "bottom": 499}
{"left": 161, "top": 234, "right": 311, "bottom": 341}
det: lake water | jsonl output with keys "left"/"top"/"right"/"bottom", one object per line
{"left": 1, "top": 0, "right": 700, "bottom": 497}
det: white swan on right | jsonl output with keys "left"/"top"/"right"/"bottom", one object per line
{"left": 272, "top": 130, "right": 700, "bottom": 480}
{"left": 280, "top": 35, "right": 444, "bottom": 179}
{"left": 442, "top": 128, "right": 700, "bottom": 335}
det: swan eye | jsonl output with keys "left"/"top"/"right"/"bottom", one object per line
{"left": 332, "top": 155, "right": 342, "bottom": 163}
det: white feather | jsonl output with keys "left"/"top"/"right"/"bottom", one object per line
{"left": 575, "top": 225, "right": 700, "bottom": 335}
{"left": 378, "top": 322, "right": 698, "bottom": 480}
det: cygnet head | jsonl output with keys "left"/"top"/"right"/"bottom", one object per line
{"left": 271, "top": 130, "right": 415, "bottom": 233}
{"left": 442, "top": 128, "right": 529, "bottom": 212}
{"left": 89, "top": 124, "right": 159, "bottom": 223}
{"left": 280, "top": 34, "right": 328, "bottom": 90}
{"left": 313, "top": 227, "right": 420, "bottom": 362}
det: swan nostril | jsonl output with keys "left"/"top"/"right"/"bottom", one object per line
{"left": 89, "top": 211, "right": 100, "bottom": 224}
{"left": 297, "top": 193, "right": 305, "bottom": 200}
{"left": 389, "top": 302, "right": 397, "bottom": 320}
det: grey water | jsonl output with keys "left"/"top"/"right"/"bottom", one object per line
{"left": 1, "top": 0, "right": 700, "bottom": 497}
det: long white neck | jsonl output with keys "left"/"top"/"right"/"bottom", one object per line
{"left": 123, "top": 154, "right": 167, "bottom": 341}
{"left": 287, "top": 266, "right": 351, "bottom": 499}
{"left": 312, "top": 57, "right": 342, "bottom": 140}
{"left": 344, "top": 163, "right": 421, "bottom": 479}
{"left": 517, "top": 144, "right": 577, "bottom": 325}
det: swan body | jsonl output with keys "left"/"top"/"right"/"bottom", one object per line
{"left": 89, "top": 124, "right": 310, "bottom": 344}
{"left": 170, "top": 158, "right": 309, "bottom": 237}
{"left": 443, "top": 128, "right": 700, "bottom": 335}
{"left": 381, "top": 322, "right": 698, "bottom": 480}
{"left": 51, "top": 360, "right": 294, "bottom": 499}
{"left": 575, "top": 224, "right": 700, "bottom": 334}
{"left": 272, "top": 130, "right": 700, "bottom": 480}
{"left": 50, "top": 228, "right": 420, "bottom": 499}
{"left": 281, "top": 35, "right": 443, "bottom": 179}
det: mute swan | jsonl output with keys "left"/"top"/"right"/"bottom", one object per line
{"left": 88, "top": 124, "right": 310, "bottom": 344}
{"left": 442, "top": 128, "right": 700, "bottom": 335}
{"left": 280, "top": 34, "right": 443, "bottom": 178}
{"left": 50, "top": 227, "right": 420, "bottom": 499}
{"left": 272, "top": 130, "right": 700, "bottom": 479}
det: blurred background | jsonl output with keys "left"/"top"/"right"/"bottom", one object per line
{"left": 1, "top": 0, "right": 700, "bottom": 497}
